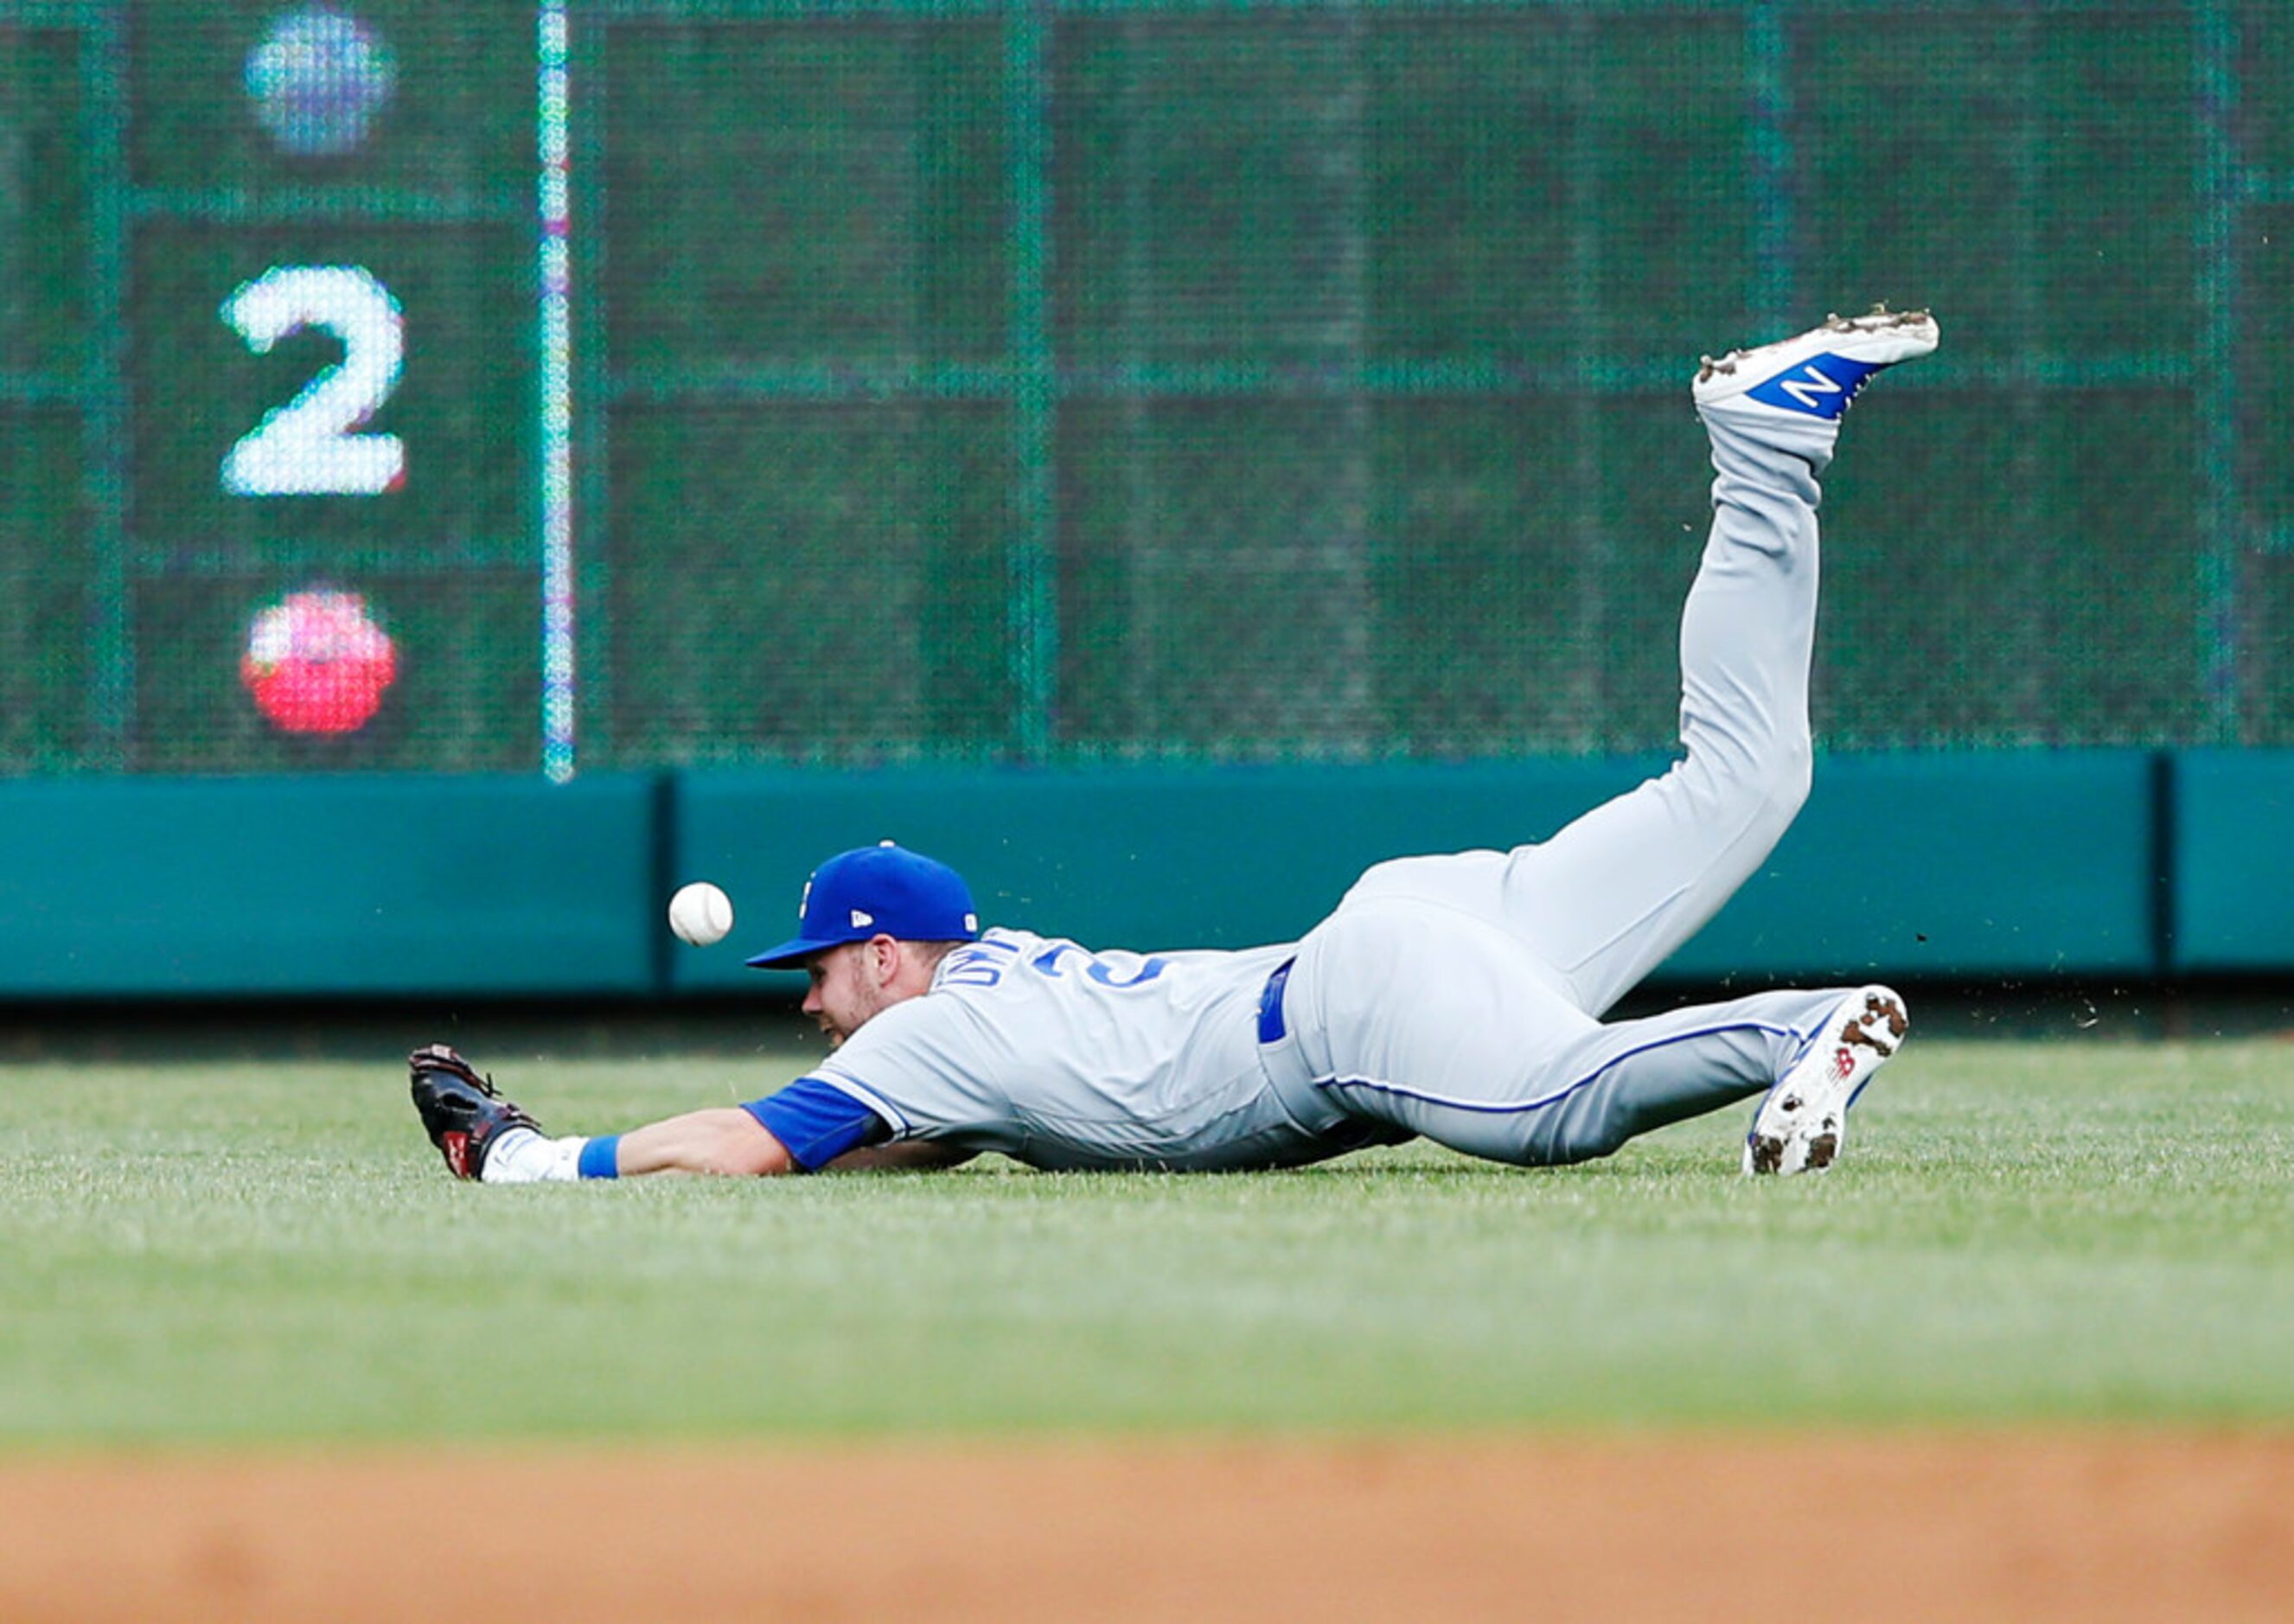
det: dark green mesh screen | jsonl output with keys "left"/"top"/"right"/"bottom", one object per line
{"left": 3, "top": 0, "right": 2289, "bottom": 775}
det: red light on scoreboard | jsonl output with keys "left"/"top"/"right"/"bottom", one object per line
{"left": 240, "top": 588, "right": 399, "bottom": 735}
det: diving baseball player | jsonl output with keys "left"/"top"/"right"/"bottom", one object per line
{"left": 412, "top": 308, "right": 1937, "bottom": 1184}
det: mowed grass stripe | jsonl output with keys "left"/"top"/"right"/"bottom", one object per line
{"left": 1, "top": 1039, "right": 2289, "bottom": 1442}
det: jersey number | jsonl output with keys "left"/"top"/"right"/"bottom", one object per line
{"left": 221, "top": 265, "right": 406, "bottom": 496}
{"left": 937, "top": 941, "right": 1170, "bottom": 990}
{"left": 1032, "top": 943, "right": 1168, "bottom": 988}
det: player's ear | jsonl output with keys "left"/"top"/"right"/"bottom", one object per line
{"left": 866, "top": 933, "right": 902, "bottom": 987}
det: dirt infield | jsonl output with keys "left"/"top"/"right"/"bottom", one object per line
{"left": 3, "top": 1433, "right": 2289, "bottom": 1621}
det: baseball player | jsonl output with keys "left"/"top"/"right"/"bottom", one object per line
{"left": 412, "top": 308, "right": 1936, "bottom": 1185}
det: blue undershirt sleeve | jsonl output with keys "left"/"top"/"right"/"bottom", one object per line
{"left": 742, "top": 1075, "right": 895, "bottom": 1171}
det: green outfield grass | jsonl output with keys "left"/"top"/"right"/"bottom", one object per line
{"left": 1, "top": 1035, "right": 2290, "bottom": 1444}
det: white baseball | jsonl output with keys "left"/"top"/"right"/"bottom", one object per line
{"left": 668, "top": 881, "right": 734, "bottom": 947}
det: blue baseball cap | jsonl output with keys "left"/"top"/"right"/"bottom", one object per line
{"left": 744, "top": 841, "right": 981, "bottom": 969}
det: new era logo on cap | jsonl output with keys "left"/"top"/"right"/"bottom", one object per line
{"left": 745, "top": 841, "right": 981, "bottom": 969}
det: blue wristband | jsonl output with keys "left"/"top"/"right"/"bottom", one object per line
{"left": 577, "top": 1135, "right": 621, "bottom": 1180}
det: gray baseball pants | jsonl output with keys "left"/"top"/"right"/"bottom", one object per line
{"left": 1283, "top": 405, "right": 1862, "bottom": 1166}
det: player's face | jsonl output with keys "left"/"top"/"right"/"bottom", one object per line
{"left": 802, "top": 941, "right": 895, "bottom": 1046}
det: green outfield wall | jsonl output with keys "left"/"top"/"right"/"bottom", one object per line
{"left": 2170, "top": 748, "right": 2294, "bottom": 975}
{"left": 0, "top": 748, "right": 2269, "bottom": 1001}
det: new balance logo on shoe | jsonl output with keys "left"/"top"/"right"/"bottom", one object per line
{"left": 1696, "top": 310, "right": 1937, "bottom": 428}
{"left": 1781, "top": 365, "right": 1842, "bottom": 409}
{"left": 1746, "top": 355, "right": 1884, "bottom": 420}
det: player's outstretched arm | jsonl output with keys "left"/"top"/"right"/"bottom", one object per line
{"left": 616, "top": 1108, "right": 796, "bottom": 1177}
{"left": 562, "top": 1108, "right": 972, "bottom": 1176}
{"left": 409, "top": 1044, "right": 801, "bottom": 1182}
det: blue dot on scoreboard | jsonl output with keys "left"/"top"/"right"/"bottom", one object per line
{"left": 244, "top": 6, "right": 397, "bottom": 157}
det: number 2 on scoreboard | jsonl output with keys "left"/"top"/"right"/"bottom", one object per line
{"left": 220, "top": 265, "right": 406, "bottom": 497}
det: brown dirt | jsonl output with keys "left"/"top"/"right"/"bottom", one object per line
{"left": 3, "top": 1432, "right": 2290, "bottom": 1622}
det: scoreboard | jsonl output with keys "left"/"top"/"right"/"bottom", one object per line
{"left": 6, "top": 0, "right": 1038, "bottom": 781}
{"left": 5, "top": 2, "right": 546, "bottom": 774}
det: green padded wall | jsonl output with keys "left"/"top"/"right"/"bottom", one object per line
{"left": 668, "top": 752, "right": 2163, "bottom": 995}
{"left": 669, "top": 759, "right": 1663, "bottom": 994}
{"left": 0, "top": 752, "right": 2184, "bottom": 999}
{"left": 0, "top": 775, "right": 657, "bottom": 995}
{"left": 2170, "top": 750, "right": 2294, "bottom": 974}
{"left": 1667, "top": 751, "right": 2161, "bottom": 981}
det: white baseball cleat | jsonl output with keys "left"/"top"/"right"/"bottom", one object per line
{"left": 1695, "top": 307, "right": 1939, "bottom": 424}
{"left": 1743, "top": 986, "right": 1909, "bottom": 1175}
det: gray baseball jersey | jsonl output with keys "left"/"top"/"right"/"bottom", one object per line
{"left": 806, "top": 929, "right": 1402, "bottom": 1171}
